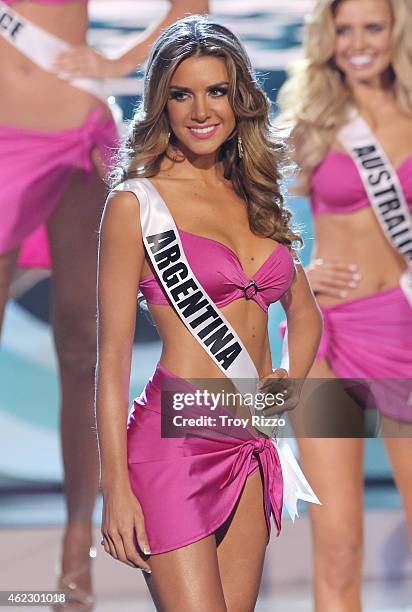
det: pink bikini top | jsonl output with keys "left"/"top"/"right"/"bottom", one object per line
{"left": 3, "top": 0, "right": 87, "bottom": 5}
{"left": 311, "top": 149, "right": 412, "bottom": 215}
{"left": 140, "top": 231, "right": 295, "bottom": 313}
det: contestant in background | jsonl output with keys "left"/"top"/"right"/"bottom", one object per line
{"left": 0, "top": 0, "right": 207, "bottom": 609}
{"left": 278, "top": 0, "right": 412, "bottom": 610}
{"left": 97, "top": 16, "right": 321, "bottom": 610}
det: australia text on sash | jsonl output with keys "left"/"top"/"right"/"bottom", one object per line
{"left": 354, "top": 145, "right": 412, "bottom": 262}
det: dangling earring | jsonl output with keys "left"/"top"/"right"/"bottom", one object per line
{"left": 237, "top": 135, "right": 244, "bottom": 159}
{"left": 165, "top": 130, "right": 184, "bottom": 163}
{"left": 165, "top": 130, "right": 174, "bottom": 157}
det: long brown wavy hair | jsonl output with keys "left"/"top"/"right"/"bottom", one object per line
{"left": 278, "top": 0, "right": 412, "bottom": 195}
{"left": 111, "top": 15, "right": 301, "bottom": 247}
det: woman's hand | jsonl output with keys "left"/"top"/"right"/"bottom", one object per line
{"left": 258, "top": 368, "right": 301, "bottom": 415}
{"left": 306, "top": 259, "right": 361, "bottom": 299}
{"left": 54, "top": 46, "right": 131, "bottom": 79}
{"left": 101, "top": 485, "right": 151, "bottom": 574}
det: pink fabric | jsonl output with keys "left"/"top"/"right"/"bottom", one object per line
{"left": 140, "top": 235, "right": 295, "bottom": 313}
{"left": 281, "top": 286, "right": 412, "bottom": 422}
{"left": 311, "top": 150, "right": 412, "bottom": 216}
{"left": 0, "top": 107, "right": 118, "bottom": 268}
{"left": 127, "top": 362, "right": 284, "bottom": 554}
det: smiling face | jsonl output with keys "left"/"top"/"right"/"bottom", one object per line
{"left": 333, "top": 0, "right": 394, "bottom": 87}
{"left": 166, "top": 54, "right": 236, "bottom": 161}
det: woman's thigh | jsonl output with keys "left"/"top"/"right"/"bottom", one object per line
{"left": 292, "top": 358, "right": 367, "bottom": 438}
{"left": 216, "top": 469, "right": 268, "bottom": 612}
{"left": 296, "top": 435, "right": 364, "bottom": 545}
{"left": 144, "top": 469, "right": 268, "bottom": 612}
{"left": 294, "top": 360, "right": 364, "bottom": 563}
{"left": 47, "top": 168, "right": 106, "bottom": 339}
{"left": 383, "top": 432, "right": 412, "bottom": 543}
{"left": 145, "top": 534, "right": 227, "bottom": 612}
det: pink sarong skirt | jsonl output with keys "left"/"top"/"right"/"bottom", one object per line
{"left": 317, "top": 287, "right": 412, "bottom": 422}
{"left": 127, "top": 362, "right": 284, "bottom": 555}
{"left": 281, "top": 286, "right": 412, "bottom": 422}
{"left": 0, "top": 106, "right": 118, "bottom": 269}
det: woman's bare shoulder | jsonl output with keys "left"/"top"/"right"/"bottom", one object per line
{"left": 101, "top": 190, "right": 142, "bottom": 240}
{"left": 106, "top": 189, "right": 140, "bottom": 211}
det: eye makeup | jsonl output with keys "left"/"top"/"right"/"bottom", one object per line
{"left": 168, "top": 82, "right": 229, "bottom": 101}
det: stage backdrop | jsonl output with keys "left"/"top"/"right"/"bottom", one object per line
{"left": 0, "top": 0, "right": 392, "bottom": 488}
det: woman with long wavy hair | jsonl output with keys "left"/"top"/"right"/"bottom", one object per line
{"left": 278, "top": 0, "right": 412, "bottom": 609}
{"left": 0, "top": 1, "right": 207, "bottom": 609}
{"left": 97, "top": 15, "right": 322, "bottom": 610}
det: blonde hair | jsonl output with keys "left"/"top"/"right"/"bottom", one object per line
{"left": 111, "top": 15, "right": 301, "bottom": 247}
{"left": 277, "top": 0, "right": 412, "bottom": 195}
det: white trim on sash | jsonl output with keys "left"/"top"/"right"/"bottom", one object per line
{"left": 112, "top": 177, "right": 321, "bottom": 520}
{"left": 0, "top": 0, "right": 106, "bottom": 101}
{"left": 337, "top": 107, "right": 412, "bottom": 306}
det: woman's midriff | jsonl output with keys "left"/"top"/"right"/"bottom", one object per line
{"left": 312, "top": 207, "right": 406, "bottom": 307}
{"left": 145, "top": 300, "right": 272, "bottom": 430}
{"left": 148, "top": 298, "right": 273, "bottom": 381}
{"left": 0, "top": 2, "right": 109, "bottom": 130}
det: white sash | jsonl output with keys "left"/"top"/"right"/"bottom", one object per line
{"left": 113, "top": 177, "right": 321, "bottom": 520}
{"left": 0, "top": 0, "right": 107, "bottom": 101}
{"left": 337, "top": 108, "right": 412, "bottom": 306}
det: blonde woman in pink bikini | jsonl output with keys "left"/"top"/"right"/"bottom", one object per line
{"left": 279, "top": 0, "right": 412, "bottom": 610}
{"left": 0, "top": 0, "right": 208, "bottom": 608}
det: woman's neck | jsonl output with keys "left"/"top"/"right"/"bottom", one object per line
{"left": 160, "top": 148, "right": 229, "bottom": 186}
{"left": 349, "top": 78, "right": 396, "bottom": 119}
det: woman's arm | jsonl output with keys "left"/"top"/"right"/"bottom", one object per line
{"left": 96, "top": 190, "right": 151, "bottom": 571}
{"left": 280, "top": 261, "right": 323, "bottom": 379}
{"left": 55, "top": 0, "right": 209, "bottom": 78}
{"left": 258, "top": 261, "right": 322, "bottom": 414}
